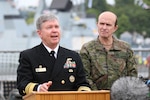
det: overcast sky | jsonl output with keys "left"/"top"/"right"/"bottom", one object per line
{"left": 14, "top": 0, "right": 39, "bottom": 8}
{"left": 106, "top": 0, "right": 115, "bottom": 5}
{"left": 14, "top": 0, "right": 115, "bottom": 9}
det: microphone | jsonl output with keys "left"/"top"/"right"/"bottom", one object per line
{"left": 111, "top": 76, "right": 149, "bottom": 100}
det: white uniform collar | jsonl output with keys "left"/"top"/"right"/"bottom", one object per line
{"left": 43, "top": 43, "right": 59, "bottom": 58}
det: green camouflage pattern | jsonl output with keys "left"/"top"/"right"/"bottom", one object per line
{"left": 79, "top": 36, "right": 137, "bottom": 90}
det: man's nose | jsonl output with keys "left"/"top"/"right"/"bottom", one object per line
{"left": 102, "top": 24, "right": 107, "bottom": 29}
{"left": 52, "top": 27, "right": 57, "bottom": 31}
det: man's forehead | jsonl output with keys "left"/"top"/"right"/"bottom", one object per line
{"left": 98, "top": 12, "right": 116, "bottom": 24}
{"left": 98, "top": 17, "right": 116, "bottom": 24}
{"left": 100, "top": 11, "right": 116, "bottom": 17}
{"left": 100, "top": 13, "right": 116, "bottom": 19}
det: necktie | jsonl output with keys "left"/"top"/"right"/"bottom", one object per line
{"left": 50, "top": 51, "right": 56, "bottom": 66}
{"left": 50, "top": 50, "right": 56, "bottom": 60}
{"left": 50, "top": 51, "right": 55, "bottom": 58}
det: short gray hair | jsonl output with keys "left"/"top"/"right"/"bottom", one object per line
{"left": 36, "top": 13, "right": 59, "bottom": 30}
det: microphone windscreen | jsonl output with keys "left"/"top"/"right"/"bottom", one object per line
{"left": 111, "top": 76, "right": 149, "bottom": 100}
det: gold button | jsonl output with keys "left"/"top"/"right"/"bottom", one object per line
{"left": 69, "top": 69, "right": 73, "bottom": 72}
{"left": 61, "top": 80, "right": 65, "bottom": 84}
{"left": 69, "top": 75, "right": 75, "bottom": 83}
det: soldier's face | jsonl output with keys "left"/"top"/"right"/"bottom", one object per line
{"left": 97, "top": 12, "right": 118, "bottom": 38}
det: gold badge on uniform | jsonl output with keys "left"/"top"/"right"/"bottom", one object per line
{"left": 69, "top": 69, "right": 73, "bottom": 72}
{"left": 69, "top": 75, "right": 75, "bottom": 83}
{"left": 35, "top": 65, "right": 46, "bottom": 72}
{"left": 61, "top": 80, "right": 65, "bottom": 84}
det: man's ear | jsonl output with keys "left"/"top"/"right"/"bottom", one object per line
{"left": 37, "top": 30, "right": 42, "bottom": 37}
{"left": 114, "top": 25, "right": 118, "bottom": 32}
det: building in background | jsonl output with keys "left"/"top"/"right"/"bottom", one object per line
{"left": 0, "top": 0, "right": 97, "bottom": 51}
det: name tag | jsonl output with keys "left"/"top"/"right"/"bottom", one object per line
{"left": 35, "top": 65, "right": 46, "bottom": 72}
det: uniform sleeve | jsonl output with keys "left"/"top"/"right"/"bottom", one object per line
{"left": 79, "top": 45, "right": 97, "bottom": 90}
{"left": 17, "top": 51, "right": 38, "bottom": 96}
{"left": 126, "top": 48, "right": 138, "bottom": 77}
{"left": 74, "top": 52, "right": 91, "bottom": 91}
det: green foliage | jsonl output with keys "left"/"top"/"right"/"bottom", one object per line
{"left": 143, "top": 0, "right": 150, "bottom": 5}
{"left": 85, "top": 0, "right": 150, "bottom": 38}
{"left": 26, "top": 12, "right": 35, "bottom": 24}
{"left": 116, "top": 14, "right": 131, "bottom": 37}
{"left": 115, "top": 0, "right": 134, "bottom": 7}
{"left": 91, "top": 0, "right": 108, "bottom": 12}
{"left": 85, "top": 0, "right": 109, "bottom": 19}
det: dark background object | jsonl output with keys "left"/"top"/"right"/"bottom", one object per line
{"left": 49, "top": 0, "right": 73, "bottom": 11}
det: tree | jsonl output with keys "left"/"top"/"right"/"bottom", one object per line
{"left": 85, "top": 0, "right": 150, "bottom": 37}
{"left": 115, "top": 14, "right": 131, "bottom": 37}
{"left": 85, "top": 0, "right": 109, "bottom": 18}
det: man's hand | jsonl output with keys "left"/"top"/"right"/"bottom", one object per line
{"left": 39, "top": 81, "right": 52, "bottom": 92}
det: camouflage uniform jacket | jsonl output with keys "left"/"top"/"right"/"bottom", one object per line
{"left": 80, "top": 36, "right": 137, "bottom": 90}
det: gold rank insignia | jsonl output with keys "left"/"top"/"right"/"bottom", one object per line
{"left": 35, "top": 65, "right": 46, "bottom": 72}
{"left": 69, "top": 75, "right": 75, "bottom": 83}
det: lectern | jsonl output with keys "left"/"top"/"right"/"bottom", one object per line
{"left": 23, "top": 90, "right": 110, "bottom": 100}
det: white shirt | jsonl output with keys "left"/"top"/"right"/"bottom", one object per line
{"left": 43, "top": 43, "right": 59, "bottom": 58}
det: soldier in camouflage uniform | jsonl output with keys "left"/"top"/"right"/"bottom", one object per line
{"left": 79, "top": 11, "right": 137, "bottom": 90}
